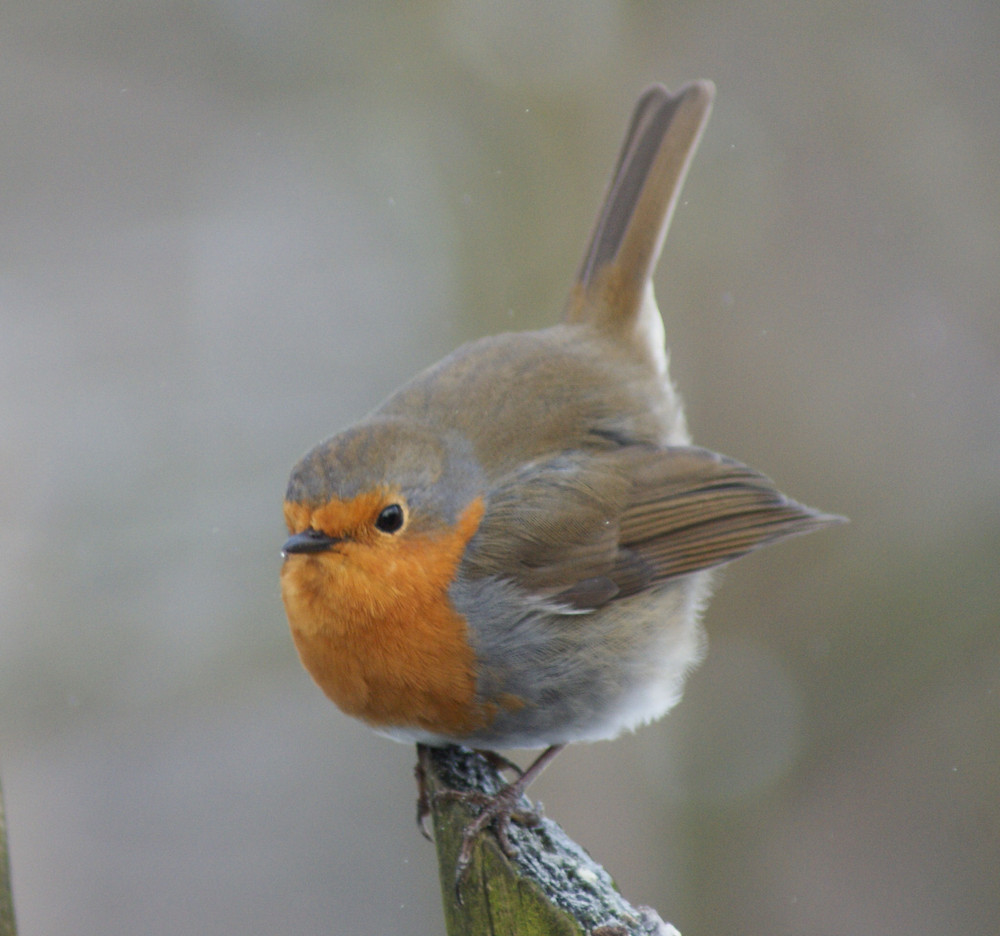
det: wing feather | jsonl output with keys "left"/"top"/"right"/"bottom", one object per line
{"left": 463, "top": 445, "right": 841, "bottom": 610}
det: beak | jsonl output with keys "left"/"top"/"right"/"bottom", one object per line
{"left": 282, "top": 528, "right": 339, "bottom": 556}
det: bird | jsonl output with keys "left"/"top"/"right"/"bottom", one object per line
{"left": 280, "top": 80, "right": 842, "bottom": 874}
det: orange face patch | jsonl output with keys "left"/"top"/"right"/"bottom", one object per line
{"left": 284, "top": 489, "right": 397, "bottom": 546}
{"left": 280, "top": 494, "right": 488, "bottom": 737}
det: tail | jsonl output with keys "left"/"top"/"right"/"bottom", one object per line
{"left": 565, "top": 81, "right": 715, "bottom": 334}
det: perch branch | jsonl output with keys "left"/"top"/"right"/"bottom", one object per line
{"left": 0, "top": 778, "right": 17, "bottom": 936}
{"left": 422, "top": 745, "right": 679, "bottom": 936}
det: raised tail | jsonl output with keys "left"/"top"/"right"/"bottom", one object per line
{"left": 565, "top": 81, "right": 715, "bottom": 334}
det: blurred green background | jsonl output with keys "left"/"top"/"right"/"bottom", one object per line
{"left": 2, "top": 1, "right": 998, "bottom": 933}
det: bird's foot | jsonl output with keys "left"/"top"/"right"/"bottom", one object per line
{"left": 414, "top": 743, "right": 565, "bottom": 896}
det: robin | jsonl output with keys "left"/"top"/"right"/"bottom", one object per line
{"left": 280, "top": 81, "right": 841, "bottom": 871}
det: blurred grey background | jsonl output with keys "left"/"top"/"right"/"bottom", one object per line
{"left": 2, "top": 1, "right": 998, "bottom": 934}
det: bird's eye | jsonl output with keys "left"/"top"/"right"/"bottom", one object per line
{"left": 374, "top": 503, "right": 405, "bottom": 534}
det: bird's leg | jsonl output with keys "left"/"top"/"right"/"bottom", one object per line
{"left": 415, "top": 743, "right": 526, "bottom": 842}
{"left": 418, "top": 743, "right": 566, "bottom": 888}
{"left": 454, "top": 744, "right": 563, "bottom": 871}
{"left": 473, "top": 748, "right": 525, "bottom": 780}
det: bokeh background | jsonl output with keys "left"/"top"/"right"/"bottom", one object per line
{"left": 2, "top": 1, "right": 998, "bottom": 934}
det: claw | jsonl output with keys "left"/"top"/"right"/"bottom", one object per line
{"left": 435, "top": 783, "right": 542, "bottom": 885}
{"left": 413, "top": 743, "right": 566, "bottom": 897}
{"left": 414, "top": 744, "right": 434, "bottom": 841}
{"left": 450, "top": 787, "right": 543, "bottom": 897}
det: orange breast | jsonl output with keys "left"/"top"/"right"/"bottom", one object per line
{"left": 280, "top": 496, "right": 489, "bottom": 738}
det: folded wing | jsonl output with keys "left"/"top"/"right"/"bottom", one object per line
{"left": 464, "top": 445, "right": 842, "bottom": 610}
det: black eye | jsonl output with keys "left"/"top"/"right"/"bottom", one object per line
{"left": 375, "top": 503, "right": 405, "bottom": 534}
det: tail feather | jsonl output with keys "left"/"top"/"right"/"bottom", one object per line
{"left": 566, "top": 81, "right": 715, "bottom": 333}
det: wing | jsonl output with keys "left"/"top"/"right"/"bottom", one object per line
{"left": 463, "top": 445, "right": 841, "bottom": 610}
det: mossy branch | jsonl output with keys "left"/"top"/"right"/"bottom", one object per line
{"left": 422, "top": 745, "right": 679, "bottom": 936}
{"left": 0, "top": 778, "right": 17, "bottom": 936}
